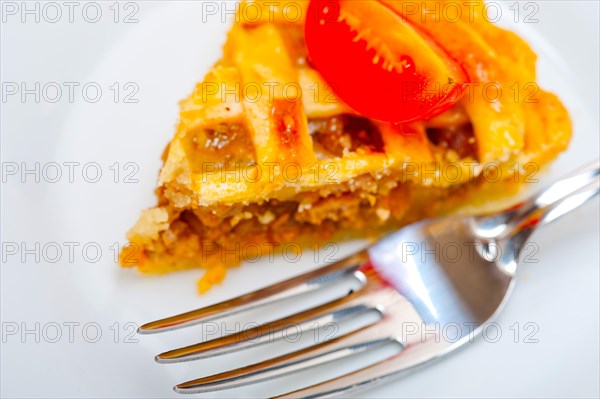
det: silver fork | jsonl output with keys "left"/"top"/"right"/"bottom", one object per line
{"left": 139, "top": 160, "right": 599, "bottom": 398}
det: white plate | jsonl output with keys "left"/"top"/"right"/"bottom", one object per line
{"left": 1, "top": 1, "right": 598, "bottom": 397}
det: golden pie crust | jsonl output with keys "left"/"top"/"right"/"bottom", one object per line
{"left": 120, "top": 0, "right": 571, "bottom": 292}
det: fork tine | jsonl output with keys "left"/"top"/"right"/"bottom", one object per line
{"left": 273, "top": 338, "right": 450, "bottom": 399}
{"left": 156, "top": 292, "right": 374, "bottom": 363}
{"left": 138, "top": 252, "right": 368, "bottom": 334}
{"left": 173, "top": 319, "right": 399, "bottom": 394}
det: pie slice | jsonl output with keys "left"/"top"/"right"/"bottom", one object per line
{"left": 120, "top": 0, "right": 571, "bottom": 292}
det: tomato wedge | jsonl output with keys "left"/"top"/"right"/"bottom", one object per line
{"left": 305, "top": 0, "right": 469, "bottom": 123}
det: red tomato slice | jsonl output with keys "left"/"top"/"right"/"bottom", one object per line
{"left": 305, "top": 0, "right": 469, "bottom": 123}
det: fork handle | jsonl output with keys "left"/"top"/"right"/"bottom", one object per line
{"left": 532, "top": 159, "right": 599, "bottom": 209}
{"left": 513, "top": 159, "right": 599, "bottom": 231}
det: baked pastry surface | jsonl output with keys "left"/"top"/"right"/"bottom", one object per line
{"left": 120, "top": 0, "right": 571, "bottom": 292}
